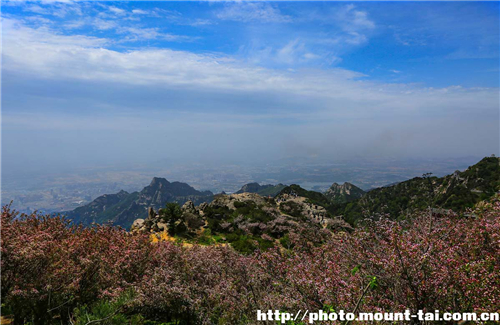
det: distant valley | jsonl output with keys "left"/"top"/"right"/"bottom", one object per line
{"left": 3, "top": 156, "right": 482, "bottom": 215}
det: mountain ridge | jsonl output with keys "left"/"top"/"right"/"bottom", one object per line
{"left": 328, "top": 156, "right": 500, "bottom": 224}
{"left": 64, "top": 177, "right": 214, "bottom": 228}
{"left": 235, "top": 182, "right": 286, "bottom": 197}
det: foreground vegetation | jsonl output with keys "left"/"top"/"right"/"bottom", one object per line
{"left": 2, "top": 196, "right": 499, "bottom": 324}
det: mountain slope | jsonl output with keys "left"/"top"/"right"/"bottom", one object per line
{"left": 235, "top": 182, "right": 286, "bottom": 197}
{"left": 277, "top": 184, "right": 332, "bottom": 209}
{"left": 64, "top": 178, "right": 214, "bottom": 228}
{"left": 324, "top": 182, "right": 366, "bottom": 204}
{"left": 329, "top": 157, "right": 500, "bottom": 225}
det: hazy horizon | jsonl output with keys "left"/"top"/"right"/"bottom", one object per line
{"left": 2, "top": 1, "right": 499, "bottom": 191}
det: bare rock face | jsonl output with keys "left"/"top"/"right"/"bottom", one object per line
{"left": 181, "top": 200, "right": 197, "bottom": 214}
{"left": 130, "top": 219, "right": 145, "bottom": 233}
{"left": 197, "top": 202, "right": 208, "bottom": 217}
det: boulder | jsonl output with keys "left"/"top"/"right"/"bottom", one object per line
{"left": 156, "top": 222, "right": 167, "bottom": 231}
{"left": 181, "top": 200, "right": 197, "bottom": 214}
{"left": 130, "top": 218, "right": 145, "bottom": 233}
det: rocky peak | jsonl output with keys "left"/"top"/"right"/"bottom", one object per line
{"left": 325, "top": 182, "right": 365, "bottom": 204}
{"left": 149, "top": 177, "right": 170, "bottom": 188}
{"left": 235, "top": 183, "right": 262, "bottom": 194}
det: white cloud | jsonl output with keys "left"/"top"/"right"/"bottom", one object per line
{"left": 188, "top": 19, "right": 213, "bottom": 27}
{"left": 303, "top": 52, "right": 320, "bottom": 60}
{"left": 64, "top": 19, "right": 86, "bottom": 29}
{"left": 3, "top": 18, "right": 108, "bottom": 49}
{"left": 24, "top": 15, "right": 53, "bottom": 25}
{"left": 92, "top": 18, "right": 118, "bottom": 31}
{"left": 334, "top": 5, "right": 375, "bottom": 46}
{"left": 131, "top": 9, "right": 149, "bottom": 15}
{"left": 340, "top": 5, "right": 375, "bottom": 31}
{"left": 117, "top": 26, "right": 198, "bottom": 42}
{"left": 3, "top": 17, "right": 496, "bottom": 110}
{"left": 25, "top": 5, "right": 48, "bottom": 14}
{"left": 217, "top": 2, "right": 291, "bottom": 23}
{"left": 277, "top": 39, "right": 305, "bottom": 64}
{"left": 231, "top": 4, "right": 377, "bottom": 67}
{"left": 2, "top": 18, "right": 498, "bottom": 164}
{"left": 108, "top": 6, "right": 126, "bottom": 16}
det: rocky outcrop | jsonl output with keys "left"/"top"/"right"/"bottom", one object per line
{"left": 325, "top": 182, "right": 365, "bottom": 204}
{"left": 181, "top": 200, "right": 196, "bottom": 214}
{"left": 133, "top": 199, "right": 206, "bottom": 235}
{"left": 211, "top": 192, "right": 269, "bottom": 210}
{"left": 132, "top": 190, "right": 353, "bottom": 238}
{"left": 130, "top": 218, "right": 145, "bottom": 233}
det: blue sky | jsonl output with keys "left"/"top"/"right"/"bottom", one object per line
{"left": 1, "top": 1, "right": 499, "bottom": 173}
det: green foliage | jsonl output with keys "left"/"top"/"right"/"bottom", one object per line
{"left": 279, "top": 185, "right": 332, "bottom": 209}
{"left": 279, "top": 201, "right": 304, "bottom": 219}
{"left": 72, "top": 291, "right": 142, "bottom": 325}
{"left": 368, "top": 276, "right": 378, "bottom": 290}
{"left": 279, "top": 234, "right": 294, "bottom": 249}
{"left": 196, "top": 229, "right": 215, "bottom": 245}
{"left": 159, "top": 203, "right": 184, "bottom": 236}
{"left": 97, "top": 192, "right": 140, "bottom": 223}
{"left": 256, "top": 184, "right": 287, "bottom": 197}
{"left": 256, "top": 237, "right": 275, "bottom": 251}
{"left": 228, "top": 235, "right": 257, "bottom": 254}
{"left": 232, "top": 200, "right": 274, "bottom": 223}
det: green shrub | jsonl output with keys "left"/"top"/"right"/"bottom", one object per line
{"left": 72, "top": 291, "right": 142, "bottom": 325}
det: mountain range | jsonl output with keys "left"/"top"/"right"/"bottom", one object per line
{"left": 64, "top": 157, "right": 499, "bottom": 229}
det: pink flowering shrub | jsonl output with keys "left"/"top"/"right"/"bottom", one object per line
{"left": 1, "top": 198, "right": 499, "bottom": 324}
{"left": 135, "top": 243, "right": 271, "bottom": 324}
{"left": 1, "top": 206, "right": 152, "bottom": 325}
{"left": 257, "top": 201, "right": 500, "bottom": 318}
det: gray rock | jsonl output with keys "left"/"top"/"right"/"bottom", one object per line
{"left": 181, "top": 200, "right": 196, "bottom": 214}
{"left": 130, "top": 218, "right": 145, "bottom": 232}
{"left": 157, "top": 222, "right": 167, "bottom": 231}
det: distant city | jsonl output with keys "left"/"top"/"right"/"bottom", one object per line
{"left": 1, "top": 156, "right": 482, "bottom": 214}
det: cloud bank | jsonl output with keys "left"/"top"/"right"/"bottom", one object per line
{"left": 2, "top": 8, "right": 499, "bottom": 173}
